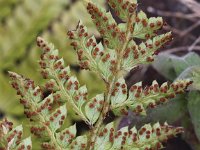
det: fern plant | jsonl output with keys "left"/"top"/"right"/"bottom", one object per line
{"left": 7, "top": 0, "right": 192, "bottom": 149}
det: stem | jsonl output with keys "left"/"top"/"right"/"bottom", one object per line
{"left": 87, "top": 13, "right": 135, "bottom": 150}
{"left": 87, "top": 78, "right": 116, "bottom": 150}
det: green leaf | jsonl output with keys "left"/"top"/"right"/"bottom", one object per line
{"left": 110, "top": 78, "right": 127, "bottom": 106}
{"left": 182, "top": 52, "right": 200, "bottom": 67}
{"left": 133, "top": 10, "right": 163, "bottom": 39}
{"left": 69, "top": 135, "right": 87, "bottom": 150}
{"left": 153, "top": 53, "right": 177, "bottom": 80}
{"left": 68, "top": 22, "right": 104, "bottom": 73}
{"left": 85, "top": 94, "right": 104, "bottom": 125}
{"left": 129, "top": 94, "right": 188, "bottom": 124}
{"left": 86, "top": 2, "right": 121, "bottom": 49}
{"left": 68, "top": 21, "right": 117, "bottom": 82}
{"left": 65, "top": 76, "right": 80, "bottom": 96}
{"left": 9, "top": 71, "right": 83, "bottom": 148}
{"left": 127, "top": 122, "right": 183, "bottom": 149}
{"left": 0, "top": 119, "right": 32, "bottom": 150}
{"left": 153, "top": 52, "right": 200, "bottom": 80}
{"left": 111, "top": 79, "right": 192, "bottom": 116}
{"left": 7, "top": 125, "right": 23, "bottom": 149}
{"left": 98, "top": 50, "right": 117, "bottom": 81}
{"left": 30, "top": 124, "right": 49, "bottom": 139}
{"left": 170, "top": 52, "right": 200, "bottom": 76}
{"left": 110, "top": 126, "right": 128, "bottom": 150}
{"left": 37, "top": 37, "right": 90, "bottom": 123}
{"left": 188, "top": 91, "right": 200, "bottom": 141}
{"left": 56, "top": 124, "right": 77, "bottom": 148}
{"left": 107, "top": 0, "right": 137, "bottom": 21}
{"left": 112, "top": 106, "right": 129, "bottom": 116}
{"left": 39, "top": 94, "right": 54, "bottom": 116}
{"left": 122, "top": 32, "right": 172, "bottom": 72}
{"left": 73, "top": 85, "right": 88, "bottom": 109}
{"left": 178, "top": 66, "right": 200, "bottom": 90}
{"left": 48, "top": 105, "right": 67, "bottom": 132}
{"left": 16, "top": 137, "right": 32, "bottom": 150}
{"left": 95, "top": 122, "right": 114, "bottom": 150}
{"left": 94, "top": 121, "right": 183, "bottom": 150}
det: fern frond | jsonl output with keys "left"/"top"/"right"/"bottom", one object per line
{"left": 94, "top": 122, "right": 183, "bottom": 150}
{"left": 111, "top": 78, "right": 192, "bottom": 116}
{"left": 9, "top": 72, "right": 87, "bottom": 149}
{"left": 68, "top": 21, "right": 118, "bottom": 82}
{"left": 133, "top": 10, "right": 164, "bottom": 39}
{"left": 86, "top": 2, "right": 123, "bottom": 49}
{"left": 37, "top": 37, "right": 91, "bottom": 123}
{"left": 122, "top": 32, "right": 172, "bottom": 72}
{"left": 37, "top": 37, "right": 106, "bottom": 125}
{"left": 0, "top": 118, "right": 32, "bottom": 150}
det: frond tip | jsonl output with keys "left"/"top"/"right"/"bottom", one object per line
{"left": 67, "top": 21, "right": 118, "bottom": 82}
{"left": 36, "top": 37, "right": 91, "bottom": 124}
{"left": 107, "top": 0, "right": 137, "bottom": 21}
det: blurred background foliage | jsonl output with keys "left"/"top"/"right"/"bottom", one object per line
{"left": 0, "top": 0, "right": 105, "bottom": 147}
{"left": 1, "top": 0, "right": 200, "bottom": 149}
{"left": 0, "top": 0, "right": 104, "bottom": 119}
